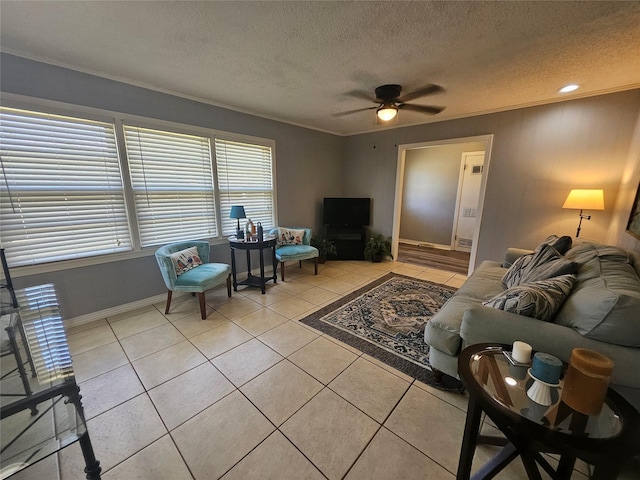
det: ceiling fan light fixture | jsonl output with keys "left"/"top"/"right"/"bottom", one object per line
{"left": 377, "top": 105, "right": 398, "bottom": 121}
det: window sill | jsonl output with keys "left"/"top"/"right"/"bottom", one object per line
{"left": 11, "top": 237, "right": 231, "bottom": 278}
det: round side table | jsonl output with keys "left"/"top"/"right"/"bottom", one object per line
{"left": 229, "top": 236, "right": 278, "bottom": 294}
{"left": 456, "top": 343, "right": 640, "bottom": 480}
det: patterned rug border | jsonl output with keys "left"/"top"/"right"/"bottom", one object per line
{"left": 299, "top": 272, "right": 458, "bottom": 386}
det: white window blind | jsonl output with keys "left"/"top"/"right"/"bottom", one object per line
{"left": 124, "top": 125, "right": 218, "bottom": 247}
{"left": 16, "top": 284, "right": 73, "bottom": 384}
{"left": 215, "top": 139, "right": 274, "bottom": 236}
{"left": 0, "top": 107, "right": 131, "bottom": 267}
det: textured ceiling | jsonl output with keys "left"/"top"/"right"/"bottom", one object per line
{"left": 1, "top": 1, "right": 639, "bottom": 136}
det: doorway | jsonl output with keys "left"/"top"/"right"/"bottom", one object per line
{"left": 453, "top": 151, "right": 486, "bottom": 252}
{"left": 392, "top": 135, "right": 493, "bottom": 275}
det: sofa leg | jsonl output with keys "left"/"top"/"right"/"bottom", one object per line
{"left": 299, "top": 260, "right": 302, "bottom": 269}
{"left": 226, "top": 274, "right": 232, "bottom": 297}
{"left": 313, "top": 257, "right": 318, "bottom": 275}
{"left": 165, "top": 290, "right": 173, "bottom": 314}
{"left": 280, "top": 262, "right": 286, "bottom": 281}
{"left": 198, "top": 292, "right": 206, "bottom": 319}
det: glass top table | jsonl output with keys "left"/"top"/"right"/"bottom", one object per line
{"left": 456, "top": 343, "right": 640, "bottom": 480}
{"left": 1, "top": 284, "right": 101, "bottom": 479}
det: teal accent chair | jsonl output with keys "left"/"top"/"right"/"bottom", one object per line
{"left": 155, "top": 241, "right": 231, "bottom": 319}
{"left": 269, "top": 228, "right": 319, "bottom": 281}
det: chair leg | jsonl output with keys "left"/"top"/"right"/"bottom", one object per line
{"left": 314, "top": 257, "right": 318, "bottom": 275}
{"left": 280, "top": 262, "right": 286, "bottom": 281}
{"left": 198, "top": 292, "right": 206, "bottom": 319}
{"left": 165, "top": 290, "right": 173, "bottom": 314}
{"left": 226, "top": 274, "right": 232, "bottom": 297}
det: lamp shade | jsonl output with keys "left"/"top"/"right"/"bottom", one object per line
{"left": 229, "top": 205, "right": 246, "bottom": 219}
{"left": 562, "top": 189, "right": 604, "bottom": 211}
{"left": 377, "top": 106, "right": 398, "bottom": 122}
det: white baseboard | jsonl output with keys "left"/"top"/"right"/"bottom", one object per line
{"left": 399, "top": 238, "right": 452, "bottom": 250}
{"left": 64, "top": 292, "right": 188, "bottom": 329}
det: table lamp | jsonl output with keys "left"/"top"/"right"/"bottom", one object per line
{"left": 562, "top": 189, "right": 604, "bottom": 237}
{"left": 229, "top": 205, "right": 246, "bottom": 239}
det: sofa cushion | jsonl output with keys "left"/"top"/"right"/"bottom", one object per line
{"left": 555, "top": 242, "right": 640, "bottom": 347}
{"left": 502, "top": 244, "right": 578, "bottom": 288}
{"left": 482, "top": 274, "right": 576, "bottom": 321}
{"left": 455, "top": 261, "right": 506, "bottom": 300}
{"left": 424, "top": 295, "right": 483, "bottom": 355}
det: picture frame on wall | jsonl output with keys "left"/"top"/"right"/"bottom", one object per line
{"left": 626, "top": 182, "right": 640, "bottom": 240}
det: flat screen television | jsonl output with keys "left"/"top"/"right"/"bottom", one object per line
{"left": 323, "top": 197, "right": 370, "bottom": 227}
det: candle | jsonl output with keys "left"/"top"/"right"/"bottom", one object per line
{"left": 561, "top": 348, "right": 614, "bottom": 415}
{"left": 531, "top": 352, "right": 563, "bottom": 385}
{"left": 512, "top": 341, "right": 532, "bottom": 364}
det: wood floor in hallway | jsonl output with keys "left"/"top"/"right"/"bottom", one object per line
{"left": 397, "top": 243, "right": 470, "bottom": 275}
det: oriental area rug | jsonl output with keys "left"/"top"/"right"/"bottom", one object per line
{"left": 299, "top": 272, "right": 464, "bottom": 392}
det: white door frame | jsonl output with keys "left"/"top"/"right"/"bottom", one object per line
{"left": 392, "top": 135, "right": 494, "bottom": 275}
{"left": 451, "top": 151, "right": 486, "bottom": 252}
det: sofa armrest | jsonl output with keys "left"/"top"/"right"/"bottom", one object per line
{"left": 502, "top": 248, "right": 533, "bottom": 268}
{"left": 460, "top": 305, "right": 640, "bottom": 389}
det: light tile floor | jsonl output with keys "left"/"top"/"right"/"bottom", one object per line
{"left": 12, "top": 260, "right": 597, "bottom": 480}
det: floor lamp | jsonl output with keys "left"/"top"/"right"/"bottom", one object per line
{"left": 562, "top": 189, "right": 604, "bottom": 238}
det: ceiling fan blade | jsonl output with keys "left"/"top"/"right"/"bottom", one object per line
{"left": 397, "top": 84, "right": 443, "bottom": 103}
{"left": 346, "top": 90, "right": 378, "bottom": 103}
{"left": 398, "top": 103, "right": 445, "bottom": 114}
{"left": 331, "top": 106, "right": 378, "bottom": 117}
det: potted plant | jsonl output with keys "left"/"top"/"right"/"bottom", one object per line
{"left": 364, "top": 233, "right": 393, "bottom": 262}
{"left": 311, "top": 237, "right": 338, "bottom": 264}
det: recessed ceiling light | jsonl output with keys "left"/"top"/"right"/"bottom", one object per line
{"left": 559, "top": 84, "right": 579, "bottom": 93}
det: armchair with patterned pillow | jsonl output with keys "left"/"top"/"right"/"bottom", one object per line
{"left": 269, "top": 227, "right": 319, "bottom": 281}
{"left": 155, "top": 240, "right": 231, "bottom": 319}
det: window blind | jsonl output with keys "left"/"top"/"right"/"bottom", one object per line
{"left": 0, "top": 107, "right": 131, "bottom": 267}
{"left": 15, "top": 284, "right": 73, "bottom": 384}
{"left": 124, "top": 125, "right": 218, "bottom": 247}
{"left": 215, "top": 139, "right": 274, "bottom": 236}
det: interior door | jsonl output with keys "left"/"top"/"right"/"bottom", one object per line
{"left": 453, "top": 151, "right": 485, "bottom": 252}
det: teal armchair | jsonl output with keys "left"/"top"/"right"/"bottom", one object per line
{"left": 269, "top": 227, "right": 319, "bottom": 281}
{"left": 155, "top": 240, "right": 231, "bottom": 319}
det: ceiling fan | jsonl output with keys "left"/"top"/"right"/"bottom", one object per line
{"left": 332, "top": 84, "right": 445, "bottom": 122}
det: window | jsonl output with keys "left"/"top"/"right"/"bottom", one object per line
{"left": 0, "top": 107, "right": 131, "bottom": 267}
{"left": 216, "top": 139, "right": 275, "bottom": 236}
{"left": 0, "top": 104, "right": 276, "bottom": 268}
{"left": 124, "top": 125, "right": 217, "bottom": 247}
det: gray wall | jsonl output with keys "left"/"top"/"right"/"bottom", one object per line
{"left": 401, "top": 142, "right": 486, "bottom": 245}
{"left": 344, "top": 89, "right": 640, "bottom": 265}
{"left": 2, "top": 53, "right": 639, "bottom": 320}
{"left": 0, "top": 54, "right": 344, "bottom": 319}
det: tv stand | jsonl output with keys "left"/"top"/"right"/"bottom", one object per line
{"left": 325, "top": 226, "right": 366, "bottom": 260}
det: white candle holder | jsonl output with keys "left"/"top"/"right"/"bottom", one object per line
{"left": 527, "top": 368, "right": 559, "bottom": 406}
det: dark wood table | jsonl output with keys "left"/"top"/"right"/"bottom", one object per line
{"left": 456, "top": 343, "right": 640, "bottom": 480}
{"left": 229, "top": 236, "right": 277, "bottom": 294}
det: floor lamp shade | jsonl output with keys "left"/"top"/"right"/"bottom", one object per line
{"left": 562, "top": 189, "right": 604, "bottom": 237}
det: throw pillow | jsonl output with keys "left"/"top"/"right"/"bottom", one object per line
{"left": 170, "top": 246, "right": 203, "bottom": 276}
{"left": 536, "top": 234, "right": 573, "bottom": 255}
{"left": 278, "top": 228, "right": 305, "bottom": 246}
{"left": 483, "top": 274, "right": 577, "bottom": 321}
{"left": 502, "top": 244, "right": 578, "bottom": 288}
